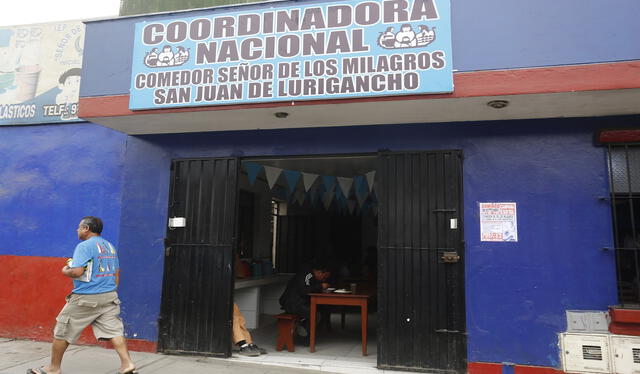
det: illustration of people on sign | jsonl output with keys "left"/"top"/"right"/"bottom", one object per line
{"left": 144, "top": 45, "right": 190, "bottom": 68}
{"left": 56, "top": 68, "right": 81, "bottom": 120}
{"left": 378, "top": 24, "right": 436, "bottom": 49}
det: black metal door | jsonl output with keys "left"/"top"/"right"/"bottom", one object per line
{"left": 377, "top": 151, "right": 466, "bottom": 373}
{"left": 158, "top": 158, "right": 238, "bottom": 356}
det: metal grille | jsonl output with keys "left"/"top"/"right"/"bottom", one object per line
{"left": 377, "top": 151, "right": 466, "bottom": 373}
{"left": 158, "top": 158, "right": 238, "bottom": 356}
{"left": 608, "top": 145, "right": 640, "bottom": 305}
{"left": 633, "top": 348, "right": 640, "bottom": 364}
{"left": 582, "top": 345, "right": 603, "bottom": 361}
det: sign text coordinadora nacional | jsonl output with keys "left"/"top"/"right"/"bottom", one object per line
{"left": 129, "top": 0, "right": 453, "bottom": 109}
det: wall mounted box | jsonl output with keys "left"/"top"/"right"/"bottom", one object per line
{"left": 567, "top": 311, "right": 610, "bottom": 333}
{"left": 561, "top": 333, "right": 611, "bottom": 374}
{"left": 168, "top": 217, "right": 186, "bottom": 228}
{"left": 611, "top": 335, "right": 640, "bottom": 374}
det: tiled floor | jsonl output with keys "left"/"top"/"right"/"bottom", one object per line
{"left": 230, "top": 311, "right": 380, "bottom": 373}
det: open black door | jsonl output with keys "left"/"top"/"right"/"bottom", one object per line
{"left": 377, "top": 151, "right": 466, "bottom": 373}
{"left": 158, "top": 158, "right": 238, "bottom": 356}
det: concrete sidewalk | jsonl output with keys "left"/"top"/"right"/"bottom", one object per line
{"left": 0, "top": 338, "right": 339, "bottom": 374}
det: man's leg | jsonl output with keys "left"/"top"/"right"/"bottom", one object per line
{"left": 29, "top": 295, "right": 87, "bottom": 374}
{"left": 232, "top": 303, "right": 252, "bottom": 344}
{"left": 31, "top": 339, "right": 69, "bottom": 374}
{"left": 110, "top": 336, "right": 136, "bottom": 373}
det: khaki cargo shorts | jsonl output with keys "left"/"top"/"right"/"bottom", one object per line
{"left": 53, "top": 291, "right": 124, "bottom": 344}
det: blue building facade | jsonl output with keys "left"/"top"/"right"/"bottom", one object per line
{"left": 1, "top": 0, "right": 639, "bottom": 372}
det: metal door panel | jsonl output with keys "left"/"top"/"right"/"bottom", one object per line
{"left": 159, "top": 158, "right": 238, "bottom": 356}
{"left": 377, "top": 151, "right": 466, "bottom": 373}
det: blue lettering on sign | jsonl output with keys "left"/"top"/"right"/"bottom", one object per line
{"left": 129, "top": 0, "right": 453, "bottom": 110}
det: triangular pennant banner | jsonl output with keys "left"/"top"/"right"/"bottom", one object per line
{"left": 322, "top": 190, "right": 335, "bottom": 211}
{"left": 273, "top": 185, "right": 287, "bottom": 201}
{"left": 354, "top": 175, "right": 368, "bottom": 206}
{"left": 283, "top": 169, "right": 301, "bottom": 192}
{"left": 337, "top": 177, "right": 353, "bottom": 198}
{"left": 244, "top": 162, "right": 263, "bottom": 186}
{"left": 366, "top": 171, "right": 376, "bottom": 192}
{"left": 264, "top": 166, "right": 282, "bottom": 190}
{"left": 347, "top": 200, "right": 356, "bottom": 215}
{"left": 302, "top": 172, "right": 319, "bottom": 192}
{"left": 310, "top": 190, "right": 318, "bottom": 208}
{"left": 295, "top": 189, "right": 306, "bottom": 206}
{"left": 322, "top": 175, "right": 337, "bottom": 193}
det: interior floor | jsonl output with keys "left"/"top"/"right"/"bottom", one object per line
{"left": 237, "top": 311, "right": 378, "bottom": 365}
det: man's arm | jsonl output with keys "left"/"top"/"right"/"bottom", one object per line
{"left": 61, "top": 264, "right": 85, "bottom": 278}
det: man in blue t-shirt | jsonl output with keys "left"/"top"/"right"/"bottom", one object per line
{"left": 28, "top": 217, "right": 137, "bottom": 374}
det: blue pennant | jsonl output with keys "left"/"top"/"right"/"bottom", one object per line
{"left": 273, "top": 185, "right": 287, "bottom": 201}
{"left": 322, "top": 175, "right": 336, "bottom": 192}
{"left": 283, "top": 169, "right": 301, "bottom": 193}
{"left": 244, "top": 161, "right": 263, "bottom": 186}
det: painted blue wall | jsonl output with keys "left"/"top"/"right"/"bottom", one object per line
{"left": 0, "top": 123, "right": 127, "bottom": 256}
{"left": 115, "top": 136, "right": 172, "bottom": 341}
{"left": 116, "top": 115, "right": 630, "bottom": 366}
{"left": 2, "top": 114, "right": 630, "bottom": 366}
{"left": 80, "top": 0, "right": 640, "bottom": 98}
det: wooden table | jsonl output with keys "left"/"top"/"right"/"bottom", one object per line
{"left": 309, "top": 292, "right": 370, "bottom": 355}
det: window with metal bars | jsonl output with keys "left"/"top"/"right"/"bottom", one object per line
{"left": 608, "top": 144, "right": 640, "bottom": 306}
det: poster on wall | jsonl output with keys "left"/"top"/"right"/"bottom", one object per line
{"left": 0, "top": 21, "right": 84, "bottom": 125}
{"left": 129, "top": 0, "right": 453, "bottom": 110}
{"left": 479, "top": 202, "right": 518, "bottom": 242}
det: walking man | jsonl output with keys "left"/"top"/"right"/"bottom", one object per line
{"left": 28, "top": 217, "right": 137, "bottom": 374}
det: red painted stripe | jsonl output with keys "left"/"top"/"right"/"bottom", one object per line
{"left": 515, "top": 365, "right": 564, "bottom": 374}
{"left": 79, "top": 61, "right": 640, "bottom": 119}
{"left": 0, "top": 255, "right": 156, "bottom": 352}
{"left": 597, "top": 129, "right": 640, "bottom": 144}
{"left": 0, "top": 255, "right": 71, "bottom": 341}
{"left": 469, "top": 363, "right": 564, "bottom": 374}
{"left": 468, "top": 362, "right": 503, "bottom": 374}
{"left": 610, "top": 306, "right": 640, "bottom": 323}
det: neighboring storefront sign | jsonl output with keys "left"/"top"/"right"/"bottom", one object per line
{"left": 129, "top": 0, "right": 453, "bottom": 110}
{"left": 0, "top": 21, "right": 84, "bottom": 125}
{"left": 479, "top": 202, "right": 518, "bottom": 242}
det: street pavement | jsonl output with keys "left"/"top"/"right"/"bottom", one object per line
{"left": 0, "top": 338, "right": 339, "bottom": 374}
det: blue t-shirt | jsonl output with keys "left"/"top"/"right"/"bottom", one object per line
{"left": 71, "top": 236, "right": 119, "bottom": 294}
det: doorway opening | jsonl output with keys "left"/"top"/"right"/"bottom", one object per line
{"left": 234, "top": 154, "right": 379, "bottom": 363}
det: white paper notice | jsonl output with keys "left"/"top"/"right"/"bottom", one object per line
{"left": 479, "top": 202, "right": 518, "bottom": 242}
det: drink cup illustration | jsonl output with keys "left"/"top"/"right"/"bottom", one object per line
{"left": 0, "top": 29, "right": 13, "bottom": 47}
{"left": 0, "top": 71, "right": 14, "bottom": 90}
{"left": 15, "top": 65, "right": 40, "bottom": 102}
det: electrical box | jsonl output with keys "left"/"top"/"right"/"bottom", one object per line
{"left": 611, "top": 335, "right": 640, "bottom": 374}
{"left": 561, "top": 333, "right": 611, "bottom": 373}
{"left": 168, "top": 217, "right": 186, "bottom": 228}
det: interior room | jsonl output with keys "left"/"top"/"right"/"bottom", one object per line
{"left": 232, "top": 154, "right": 379, "bottom": 365}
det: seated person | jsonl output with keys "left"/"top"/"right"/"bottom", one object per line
{"left": 279, "top": 263, "right": 331, "bottom": 338}
{"left": 232, "top": 253, "right": 266, "bottom": 356}
{"left": 232, "top": 303, "right": 267, "bottom": 357}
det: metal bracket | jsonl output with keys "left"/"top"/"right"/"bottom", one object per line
{"left": 441, "top": 251, "right": 460, "bottom": 263}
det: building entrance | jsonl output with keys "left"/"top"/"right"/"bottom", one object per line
{"left": 158, "top": 151, "right": 466, "bottom": 372}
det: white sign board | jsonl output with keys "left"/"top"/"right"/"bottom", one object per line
{"left": 0, "top": 21, "right": 84, "bottom": 125}
{"left": 479, "top": 202, "right": 518, "bottom": 242}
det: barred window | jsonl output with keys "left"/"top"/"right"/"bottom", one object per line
{"left": 609, "top": 144, "right": 640, "bottom": 306}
